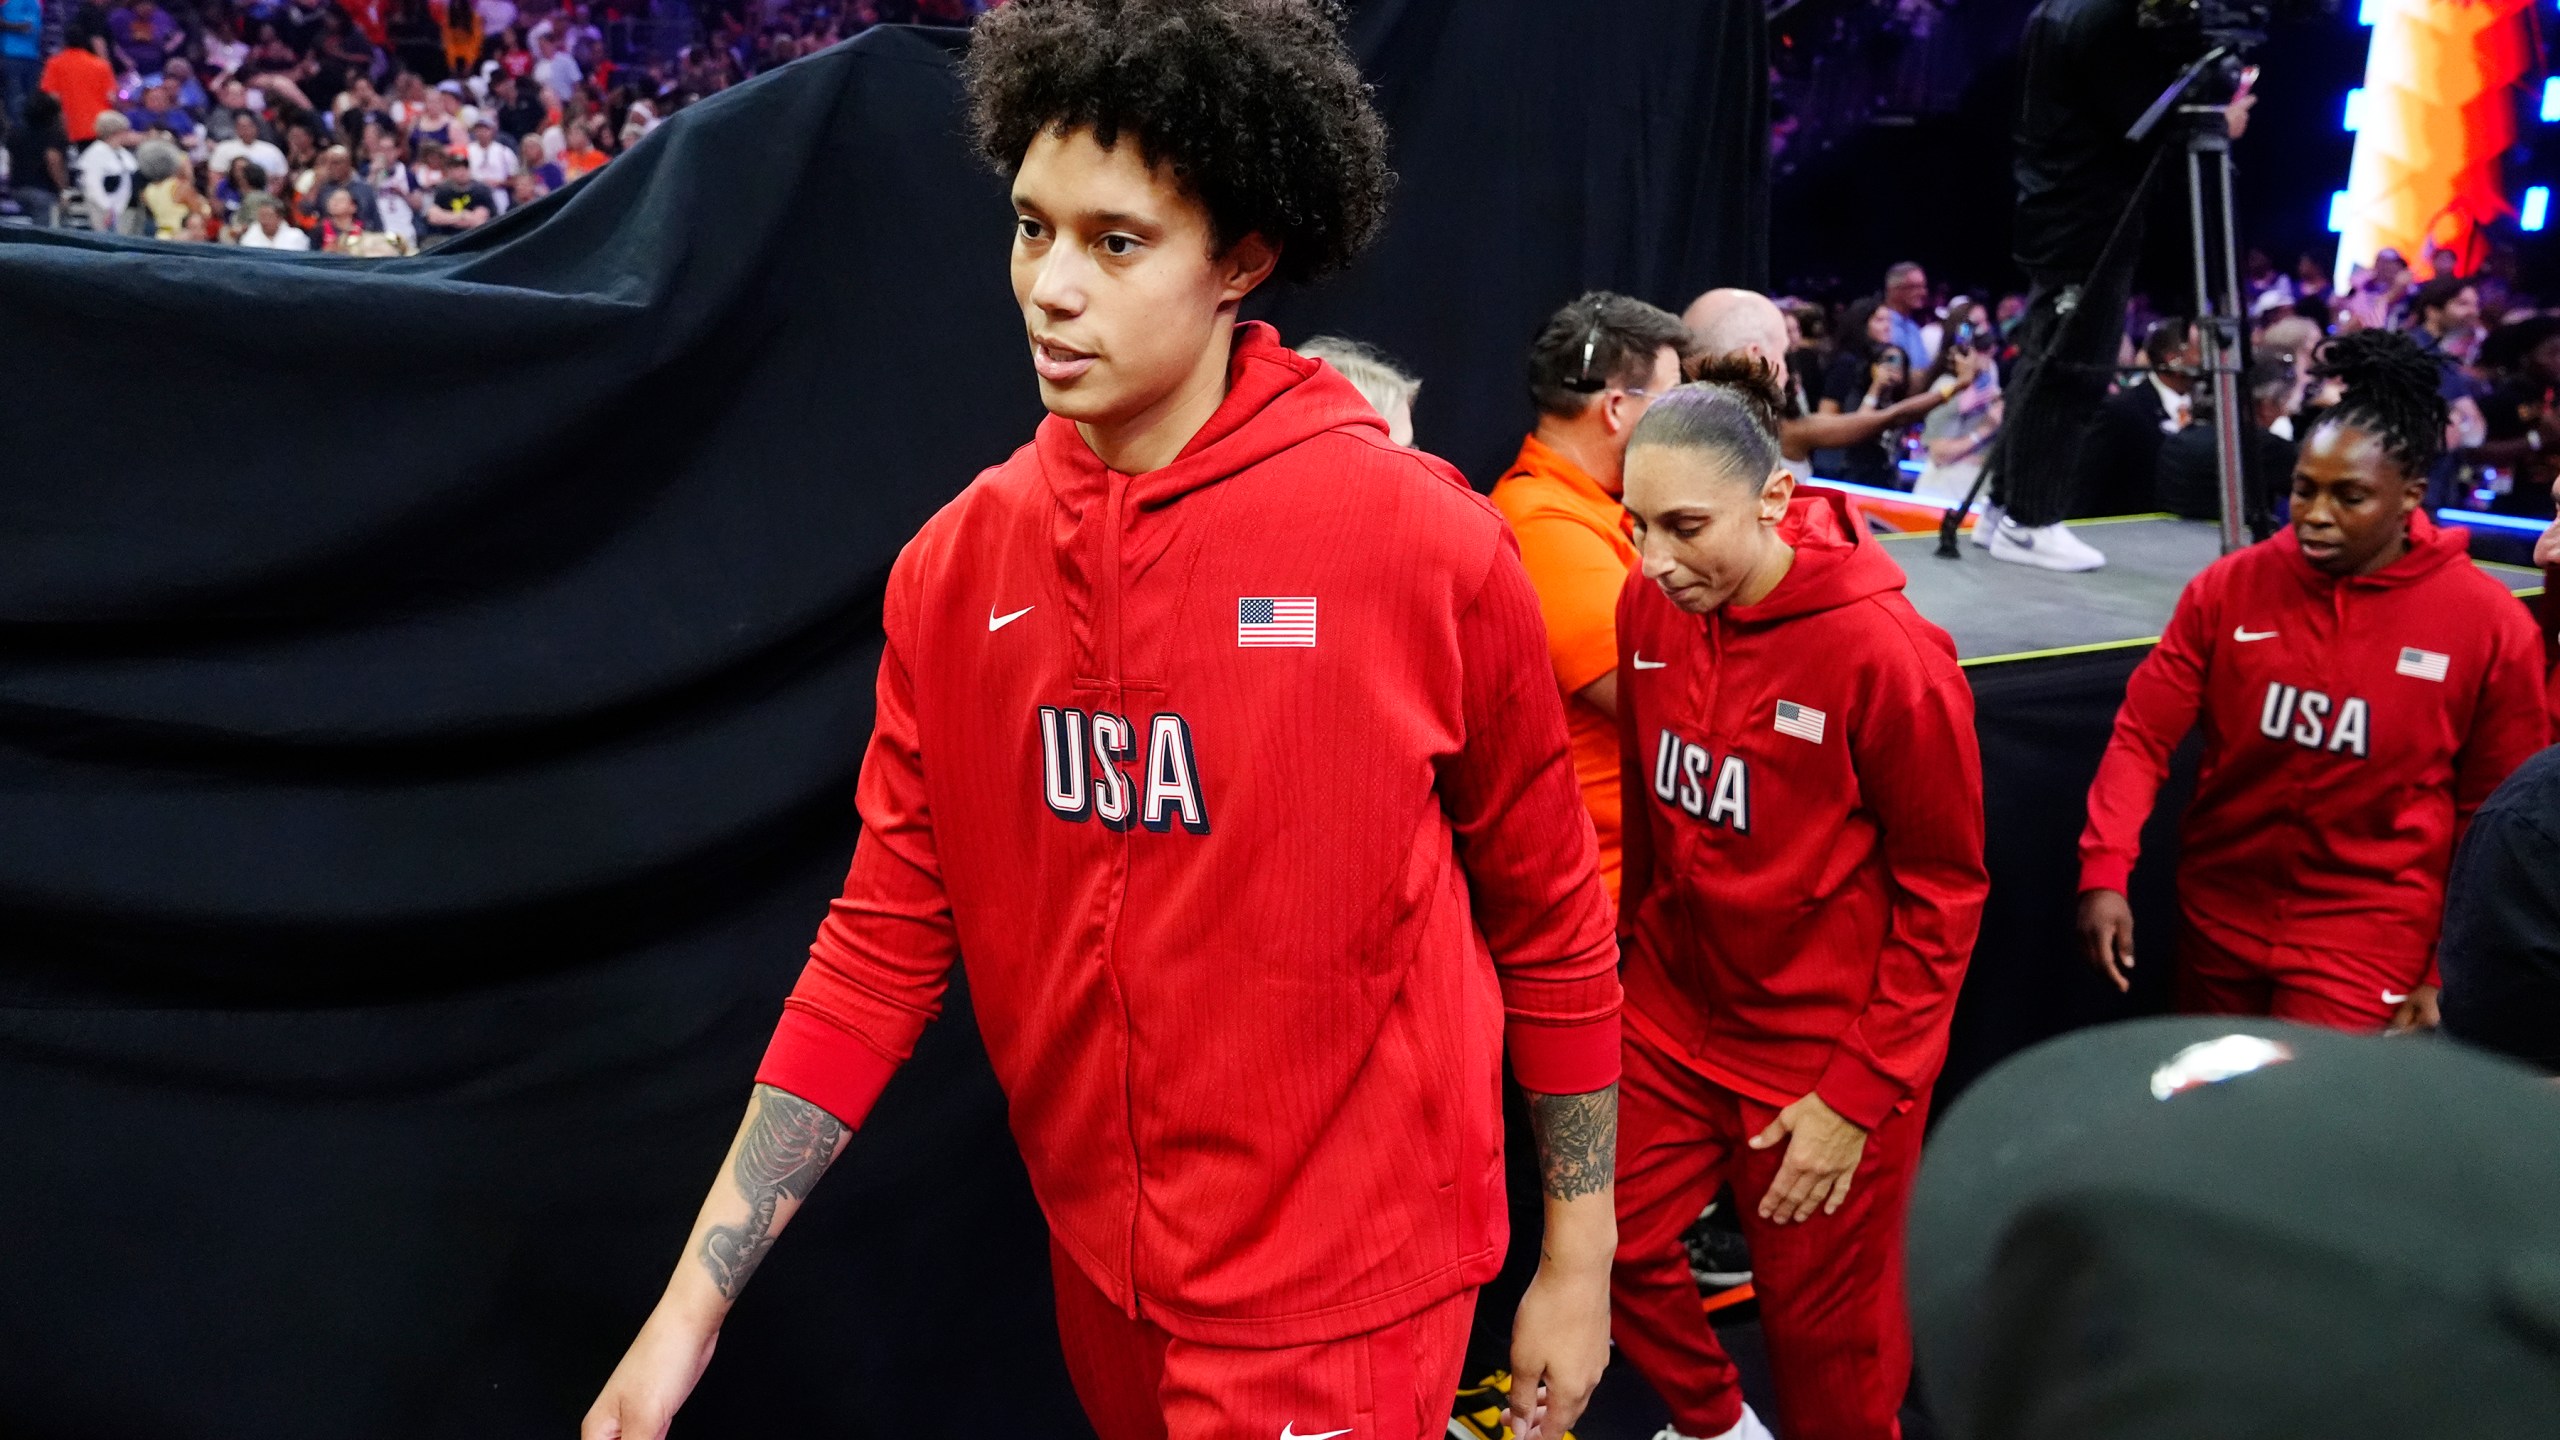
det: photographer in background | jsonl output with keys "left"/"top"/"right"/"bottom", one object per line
{"left": 1977, "top": 0, "right": 2257, "bottom": 572}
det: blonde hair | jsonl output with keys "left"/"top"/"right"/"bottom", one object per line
{"left": 1298, "top": 335, "right": 1422, "bottom": 420}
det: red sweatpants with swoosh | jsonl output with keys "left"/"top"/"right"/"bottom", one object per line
{"left": 1609, "top": 1026, "right": 1925, "bottom": 1440}
{"left": 2175, "top": 911, "right": 2416, "bottom": 1030}
{"left": 1050, "top": 1239, "right": 1475, "bottom": 1440}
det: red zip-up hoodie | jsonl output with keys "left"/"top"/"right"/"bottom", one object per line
{"left": 1614, "top": 490, "right": 1987, "bottom": 1131}
{"left": 755, "top": 324, "right": 1622, "bottom": 1346}
{"left": 2079, "top": 513, "right": 2547, "bottom": 973}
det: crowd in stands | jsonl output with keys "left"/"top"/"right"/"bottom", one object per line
{"left": 0, "top": 0, "right": 992, "bottom": 251}
{"left": 1771, "top": 244, "right": 2560, "bottom": 526}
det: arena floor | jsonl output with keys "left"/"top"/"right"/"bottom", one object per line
{"left": 1880, "top": 515, "right": 2544, "bottom": 665}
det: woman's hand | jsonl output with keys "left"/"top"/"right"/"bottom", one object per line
{"left": 2077, "top": 888, "right": 2136, "bottom": 992}
{"left": 1748, "top": 1092, "right": 1869, "bottom": 1224}
{"left": 2386, "top": 984, "right": 2442, "bottom": 1034}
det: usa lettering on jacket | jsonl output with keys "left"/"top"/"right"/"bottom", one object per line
{"left": 1036, "top": 705, "right": 1209, "bottom": 832}
{"left": 2256, "top": 682, "right": 2370, "bottom": 758}
{"left": 1647, "top": 726, "right": 1750, "bottom": 831}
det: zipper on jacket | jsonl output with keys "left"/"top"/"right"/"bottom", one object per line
{"left": 1101, "top": 468, "right": 1146, "bottom": 1318}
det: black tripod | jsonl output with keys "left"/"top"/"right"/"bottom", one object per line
{"left": 1938, "top": 45, "right": 2261, "bottom": 559}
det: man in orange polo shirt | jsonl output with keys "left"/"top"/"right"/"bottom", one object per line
{"left": 39, "top": 20, "right": 116, "bottom": 145}
{"left": 1492, "top": 292, "right": 1695, "bottom": 900}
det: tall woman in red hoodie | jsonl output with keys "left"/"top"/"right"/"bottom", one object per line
{"left": 1608, "top": 362, "right": 1989, "bottom": 1440}
{"left": 2078, "top": 330, "right": 2548, "bottom": 1033}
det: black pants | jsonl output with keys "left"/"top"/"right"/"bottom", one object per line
{"left": 1984, "top": 249, "right": 2142, "bottom": 528}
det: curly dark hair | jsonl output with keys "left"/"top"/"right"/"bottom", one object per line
{"left": 961, "top": 0, "right": 1392, "bottom": 286}
{"left": 1625, "top": 357, "right": 1789, "bottom": 490}
{"left": 2310, "top": 328, "right": 2450, "bottom": 479}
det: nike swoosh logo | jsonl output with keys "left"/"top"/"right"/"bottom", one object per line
{"left": 2233, "top": 627, "right": 2277, "bottom": 643}
{"left": 2381, "top": 990, "right": 2409, "bottom": 1005}
{"left": 1631, "top": 654, "right": 1667, "bottom": 670}
{"left": 1280, "top": 1429, "right": 1352, "bottom": 1440}
{"left": 989, "top": 604, "right": 1034, "bottom": 632}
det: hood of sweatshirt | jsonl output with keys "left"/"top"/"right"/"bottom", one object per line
{"left": 1717, "top": 487, "right": 1909, "bottom": 627}
{"left": 1034, "top": 321, "right": 1387, "bottom": 513}
{"left": 2274, "top": 507, "right": 2467, "bottom": 593}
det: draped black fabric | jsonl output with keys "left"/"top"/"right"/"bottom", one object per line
{"left": 0, "top": 10, "right": 1766, "bottom": 1439}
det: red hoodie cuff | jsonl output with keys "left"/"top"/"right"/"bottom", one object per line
{"left": 1507, "top": 1012, "right": 1623, "bottom": 1096}
{"left": 1814, "top": 1046, "right": 1907, "bottom": 1132}
{"left": 2078, "top": 855, "right": 2134, "bottom": 897}
{"left": 754, "top": 1003, "right": 903, "bottom": 1130}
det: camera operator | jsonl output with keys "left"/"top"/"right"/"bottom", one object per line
{"left": 1978, "top": 0, "right": 2258, "bottom": 573}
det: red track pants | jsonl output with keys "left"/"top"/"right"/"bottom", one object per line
{"left": 1608, "top": 1026, "right": 1925, "bottom": 1440}
{"left": 1049, "top": 1238, "right": 1475, "bottom": 1440}
{"left": 2175, "top": 911, "right": 2419, "bottom": 1031}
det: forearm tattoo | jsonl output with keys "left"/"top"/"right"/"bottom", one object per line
{"left": 697, "top": 1085, "right": 849, "bottom": 1300}
{"left": 1528, "top": 1084, "right": 1618, "bottom": 1201}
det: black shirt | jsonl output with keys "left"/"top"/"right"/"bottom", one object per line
{"left": 2439, "top": 743, "right": 2560, "bottom": 1074}
{"left": 2010, "top": 0, "right": 2182, "bottom": 281}
{"left": 496, "top": 97, "right": 546, "bottom": 146}
{"left": 426, "top": 180, "right": 495, "bottom": 223}
{"left": 5, "top": 115, "right": 67, "bottom": 196}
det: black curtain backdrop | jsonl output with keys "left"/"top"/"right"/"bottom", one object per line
{"left": 0, "top": 11, "right": 1765, "bottom": 1439}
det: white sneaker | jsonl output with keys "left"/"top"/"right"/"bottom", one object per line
{"left": 1988, "top": 517, "right": 2106, "bottom": 572}
{"left": 1971, "top": 501, "right": 2002, "bottom": 547}
{"left": 1650, "top": 1406, "right": 1777, "bottom": 1440}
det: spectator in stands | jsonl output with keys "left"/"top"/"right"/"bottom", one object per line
{"left": 491, "top": 72, "right": 544, "bottom": 145}
{"left": 2075, "top": 317, "right": 2194, "bottom": 518}
{"left": 519, "top": 131, "right": 563, "bottom": 190}
{"left": 1295, "top": 334, "right": 1422, "bottom": 447}
{"left": 559, "top": 114, "right": 609, "bottom": 180}
{"left": 1490, "top": 291, "right": 1695, "bottom": 904}
{"left": 231, "top": 189, "right": 305, "bottom": 248}
{"left": 532, "top": 29, "right": 579, "bottom": 100}
{"left": 2155, "top": 352, "right": 2300, "bottom": 525}
{"left": 2472, "top": 315, "right": 2560, "bottom": 517}
{"left": 206, "top": 79, "right": 268, "bottom": 145}
{"left": 0, "top": 0, "right": 41, "bottom": 128}
{"left": 1916, "top": 336, "right": 2002, "bottom": 504}
{"left": 310, "top": 144, "right": 379, "bottom": 229}
{"left": 111, "top": 0, "right": 185, "bottom": 81}
{"left": 75, "top": 109, "right": 139, "bottom": 232}
{"left": 127, "top": 81, "right": 200, "bottom": 148}
{"left": 210, "top": 110, "right": 287, "bottom": 187}
{"left": 466, "top": 116, "right": 519, "bottom": 189}
{"left": 2259, "top": 313, "right": 2323, "bottom": 374}
{"left": 2410, "top": 275, "right": 2481, "bottom": 366}
{"left": 39, "top": 21, "right": 118, "bottom": 148}
{"left": 139, "top": 149, "right": 212, "bottom": 238}
{"left": 316, "top": 182, "right": 363, "bottom": 247}
{"left": 420, "top": 147, "right": 495, "bottom": 236}
{"left": 212, "top": 158, "right": 267, "bottom": 222}
{"left": 411, "top": 83, "right": 469, "bottom": 153}
{"left": 1781, "top": 298, "right": 1829, "bottom": 418}
{"left": 2341, "top": 248, "right": 2413, "bottom": 332}
{"left": 6, "top": 88, "right": 67, "bottom": 225}
{"left": 1883, "top": 260, "right": 1937, "bottom": 368}
{"left": 505, "top": 167, "right": 547, "bottom": 210}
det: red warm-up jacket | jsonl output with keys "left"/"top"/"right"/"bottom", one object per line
{"left": 2079, "top": 513, "right": 2548, "bottom": 972}
{"left": 1615, "top": 490, "right": 1988, "bottom": 1131}
{"left": 755, "top": 324, "right": 1622, "bottom": 1346}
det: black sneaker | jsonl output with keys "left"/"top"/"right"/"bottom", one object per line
{"left": 1681, "top": 1200, "right": 1754, "bottom": 1299}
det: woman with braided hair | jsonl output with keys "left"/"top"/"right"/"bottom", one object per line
{"left": 2078, "top": 328, "right": 2548, "bottom": 1032}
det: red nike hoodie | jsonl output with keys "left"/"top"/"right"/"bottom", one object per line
{"left": 755, "top": 323, "right": 1622, "bottom": 1346}
{"left": 2080, "top": 512, "right": 2548, "bottom": 974}
{"left": 1615, "top": 490, "right": 1987, "bottom": 1131}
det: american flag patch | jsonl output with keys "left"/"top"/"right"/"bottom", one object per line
{"left": 2396, "top": 646, "right": 2449, "bottom": 682}
{"left": 1773, "top": 699, "right": 1826, "bottom": 744}
{"left": 1238, "top": 597, "right": 1317, "bottom": 647}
